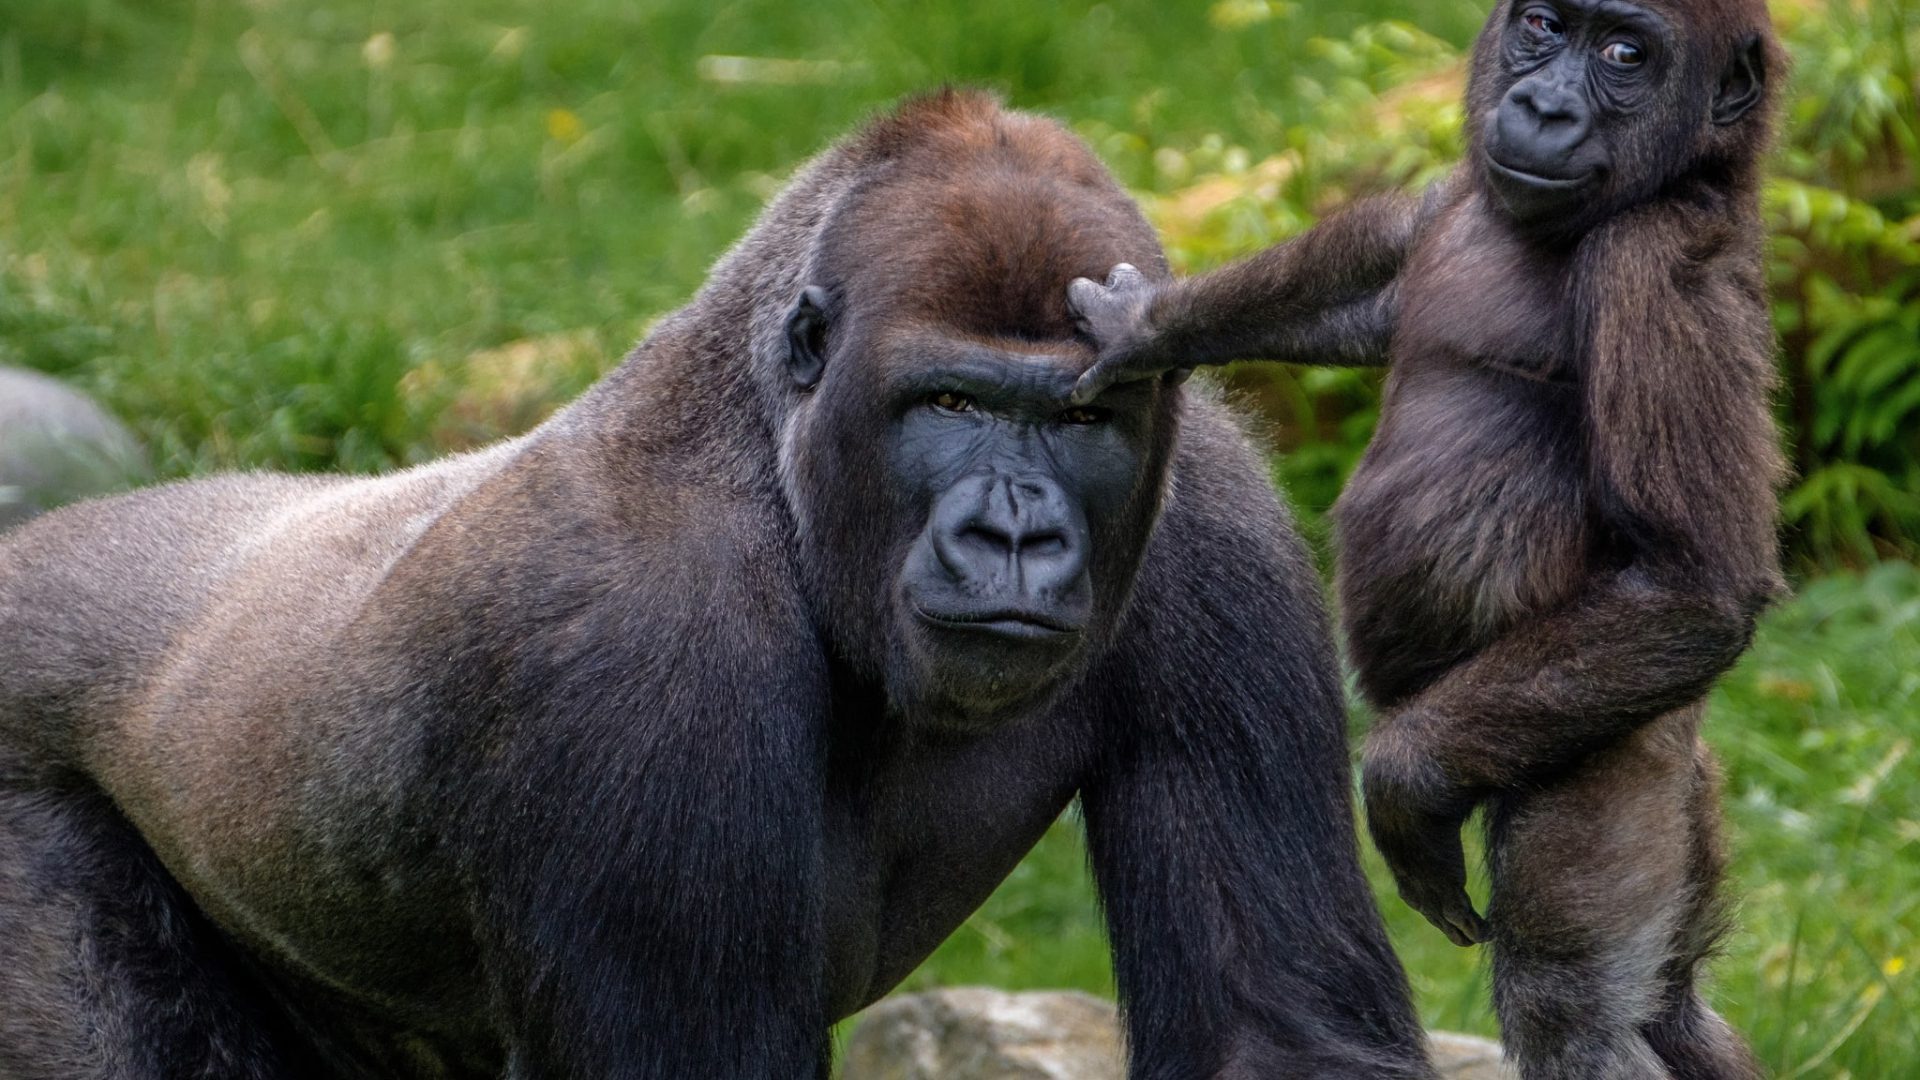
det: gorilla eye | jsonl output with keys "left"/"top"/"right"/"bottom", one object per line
{"left": 1522, "top": 8, "right": 1564, "bottom": 36}
{"left": 1057, "top": 406, "right": 1110, "bottom": 426}
{"left": 928, "top": 391, "right": 977, "bottom": 414}
{"left": 1601, "top": 41, "right": 1645, "bottom": 67}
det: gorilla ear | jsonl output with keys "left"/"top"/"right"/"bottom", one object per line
{"left": 785, "top": 285, "right": 833, "bottom": 390}
{"left": 1711, "top": 35, "right": 1766, "bottom": 126}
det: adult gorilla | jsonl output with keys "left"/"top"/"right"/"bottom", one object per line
{"left": 0, "top": 92, "right": 1432, "bottom": 1079}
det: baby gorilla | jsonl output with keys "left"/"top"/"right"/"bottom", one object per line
{"left": 1069, "top": 2, "right": 1785, "bottom": 1077}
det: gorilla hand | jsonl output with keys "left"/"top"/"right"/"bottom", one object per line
{"left": 1067, "top": 264, "right": 1191, "bottom": 405}
{"left": 1362, "top": 716, "right": 1489, "bottom": 948}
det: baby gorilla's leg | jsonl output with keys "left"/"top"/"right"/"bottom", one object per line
{"left": 1640, "top": 740, "right": 1764, "bottom": 1080}
{"left": 1484, "top": 707, "right": 1723, "bottom": 1080}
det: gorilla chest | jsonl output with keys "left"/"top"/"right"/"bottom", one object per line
{"left": 819, "top": 715, "right": 1086, "bottom": 1019}
{"left": 1398, "top": 212, "right": 1578, "bottom": 385}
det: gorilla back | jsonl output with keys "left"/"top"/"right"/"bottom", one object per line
{"left": 0, "top": 92, "right": 1432, "bottom": 1080}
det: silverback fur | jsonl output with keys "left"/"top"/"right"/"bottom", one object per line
{"left": 0, "top": 92, "right": 1433, "bottom": 1079}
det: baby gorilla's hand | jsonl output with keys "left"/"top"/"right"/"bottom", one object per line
{"left": 1362, "top": 719, "right": 1490, "bottom": 948}
{"left": 1066, "top": 264, "right": 1189, "bottom": 405}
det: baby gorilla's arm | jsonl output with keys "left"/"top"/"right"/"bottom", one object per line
{"left": 1068, "top": 183, "right": 1448, "bottom": 403}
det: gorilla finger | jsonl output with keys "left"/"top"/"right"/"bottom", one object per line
{"left": 1441, "top": 895, "right": 1489, "bottom": 947}
{"left": 1069, "top": 365, "right": 1115, "bottom": 407}
{"left": 1105, "top": 262, "right": 1142, "bottom": 289}
{"left": 1066, "top": 277, "right": 1106, "bottom": 320}
{"left": 1427, "top": 910, "right": 1472, "bottom": 948}
{"left": 1407, "top": 889, "right": 1479, "bottom": 947}
{"left": 1402, "top": 889, "right": 1465, "bottom": 945}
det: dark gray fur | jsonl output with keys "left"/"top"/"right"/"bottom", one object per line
{"left": 0, "top": 92, "right": 1433, "bottom": 1079}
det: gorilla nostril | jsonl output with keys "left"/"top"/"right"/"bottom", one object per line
{"left": 1021, "top": 532, "right": 1070, "bottom": 557}
{"left": 930, "top": 475, "right": 1087, "bottom": 585}
{"left": 1508, "top": 83, "right": 1581, "bottom": 127}
{"left": 959, "top": 524, "right": 1014, "bottom": 553}
{"left": 1534, "top": 98, "right": 1576, "bottom": 123}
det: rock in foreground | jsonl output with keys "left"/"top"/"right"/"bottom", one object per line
{"left": 843, "top": 989, "right": 1513, "bottom": 1079}
{"left": 1427, "top": 1030, "right": 1513, "bottom": 1080}
{"left": 0, "top": 367, "right": 146, "bottom": 531}
{"left": 843, "top": 989, "right": 1123, "bottom": 1080}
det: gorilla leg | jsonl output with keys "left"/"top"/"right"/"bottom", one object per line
{"left": 0, "top": 778, "right": 295, "bottom": 1080}
{"left": 1640, "top": 742, "right": 1764, "bottom": 1080}
{"left": 1486, "top": 708, "right": 1743, "bottom": 1080}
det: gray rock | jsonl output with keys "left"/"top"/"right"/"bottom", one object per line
{"left": 842, "top": 989, "right": 1123, "bottom": 1080}
{"left": 1426, "top": 1031, "right": 1514, "bottom": 1079}
{"left": 0, "top": 367, "right": 146, "bottom": 531}
{"left": 841, "top": 989, "right": 1514, "bottom": 1079}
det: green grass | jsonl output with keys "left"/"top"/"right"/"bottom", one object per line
{"left": 5, "top": 0, "right": 1917, "bottom": 1074}
{"left": 907, "top": 564, "right": 1920, "bottom": 1077}
{"left": 0, "top": 0, "right": 1488, "bottom": 476}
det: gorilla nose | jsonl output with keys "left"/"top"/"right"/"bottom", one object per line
{"left": 931, "top": 474, "right": 1089, "bottom": 598}
{"left": 1496, "top": 80, "right": 1592, "bottom": 174}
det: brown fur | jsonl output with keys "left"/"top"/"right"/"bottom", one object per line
{"left": 0, "top": 91, "right": 1434, "bottom": 1079}
{"left": 1066, "top": 3, "right": 1787, "bottom": 1076}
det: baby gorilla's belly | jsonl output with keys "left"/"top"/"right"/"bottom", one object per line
{"left": 1333, "top": 366, "right": 1589, "bottom": 702}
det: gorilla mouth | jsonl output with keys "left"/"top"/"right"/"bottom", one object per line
{"left": 914, "top": 606, "right": 1084, "bottom": 641}
{"left": 1486, "top": 157, "right": 1595, "bottom": 191}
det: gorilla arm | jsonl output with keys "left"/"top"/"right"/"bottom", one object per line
{"left": 1360, "top": 200, "right": 1785, "bottom": 947}
{"left": 447, "top": 501, "right": 834, "bottom": 1078}
{"left": 1068, "top": 185, "right": 1449, "bottom": 403}
{"left": 1079, "top": 426, "right": 1436, "bottom": 1080}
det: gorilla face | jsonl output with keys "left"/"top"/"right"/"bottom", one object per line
{"left": 883, "top": 333, "right": 1158, "bottom": 716}
{"left": 782, "top": 290, "right": 1172, "bottom": 731}
{"left": 1473, "top": 0, "right": 1767, "bottom": 233}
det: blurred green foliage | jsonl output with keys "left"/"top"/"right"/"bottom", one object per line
{"left": 1768, "top": 0, "right": 1920, "bottom": 565}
